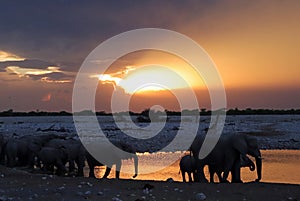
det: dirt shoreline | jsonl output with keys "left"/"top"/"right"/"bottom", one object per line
{"left": 0, "top": 165, "right": 299, "bottom": 201}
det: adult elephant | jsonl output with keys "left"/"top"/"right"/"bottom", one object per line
{"left": 44, "top": 138, "right": 86, "bottom": 176}
{"left": 38, "top": 146, "right": 68, "bottom": 176}
{"left": 190, "top": 133, "right": 262, "bottom": 183}
{"left": 86, "top": 140, "right": 138, "bottom": 179}
{"left": 5, "top": 134, "right": 58, "bottom": 167}
{"left": 208, "top": 154, "right": 256, "bottom": 183}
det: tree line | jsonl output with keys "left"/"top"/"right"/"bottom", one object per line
{"left": 0, "top": 108, "right": 300, "bottom": 117}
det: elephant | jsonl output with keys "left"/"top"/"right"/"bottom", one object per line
{"left": 190, "top": 133, "right": 262, "bottom": 183}
{"left": 208, "top": 154, "right": 255, "bottom": 183}
{"left": 179, "top": 154, "right": 198, "bottom": 182}
{"left": 5, "top": 136, "right": 31, "bottom": 167}
{"left": 86, "top": 140, "right": 138, "bottom": 179}
{"left": 5, "top": 134, "right": 59, "bottom": 168}
{"left": 44, "top": 138, "right": 86, "bottom": 176}
{"left": 38, "top": 146, "right": 68, "bottom": 176}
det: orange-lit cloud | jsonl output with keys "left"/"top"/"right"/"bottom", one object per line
{"left": 5, "top": 66, "right": 73, "bottom": 83}
{"left": 6, "top": 66, "right": 61, "bottom": 77}
{"left": 92, "top": 51, "right": 207, "bottom": 94}
{"left": 91, "top": 65, "right": 135, "bottom": 88}
{"left": 94, "top": 65, "right": 192, "bottom": 94}
{"left": 42, "top": 93, "right": 51, "bottom": 102}
{"left": 0, "top": 51, "right": 25, "bottom": 62}
{"left": 40, "top": 77, "right": 72, "bottom": 83}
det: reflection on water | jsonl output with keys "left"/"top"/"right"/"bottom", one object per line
{"left": 83, "top": 150, "right": 300, "bottom": 184}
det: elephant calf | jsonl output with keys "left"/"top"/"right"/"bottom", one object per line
{"left": 179, "top": 155, "right": 197, "bottom": 182}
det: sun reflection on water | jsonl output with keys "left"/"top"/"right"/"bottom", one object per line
{"left": 85, "top": 150, "right": 300, "bottom": 184}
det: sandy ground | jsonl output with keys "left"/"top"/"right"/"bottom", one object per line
{"left": 0, "top": 165, "right": 299, "bottom": 201}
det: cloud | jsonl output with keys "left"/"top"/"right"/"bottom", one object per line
{"left": 0, "top": 50, "right": 25, "bottom": 62}
{"left": 6, "top": 66, "right": 61, "bottom": 76}
{"left": 0, "top": 1, "right": 217, "bottom": 72}
{"left": 91, "top": 65, "right": 136, "bottom": 89}
{"left": 42, "top": 93, "right": 51, "bottom": 102}
{"left": 0, "top": 59, "right": 56, "bottom": 70}
{"left": 36, "top": 72, "right": 73, "bottom": 84}
{"left": 5, "top": 66, "right": 74, "bottom": 83}
{"left": 0, "top": 51, "right": 75, "bottom": 83}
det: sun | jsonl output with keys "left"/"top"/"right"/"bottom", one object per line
{"left": 120, "top": 65, "right": 190, "bottom": 94}
{"left": 91, "top": 49, "right": 207, "bottom": 94}
{"left": 96, "top": 64, "right": 198, "bottom": 94}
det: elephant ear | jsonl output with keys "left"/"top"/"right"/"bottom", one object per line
{"left": 232, "top": 134, "right": 248, "bottom": 155}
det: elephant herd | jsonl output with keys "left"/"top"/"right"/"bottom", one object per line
{"left": 0, "top": 131, "right": 261, "bottom": 183}
{"left": 0, "top": 133, "right": 138, "bottom": 179}
{"left": 180, "top": 133, "right": 262, "bottom": 183}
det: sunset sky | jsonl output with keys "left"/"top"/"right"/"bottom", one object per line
{"left": 0, "top": 0, "right": 299, "bottom": 112}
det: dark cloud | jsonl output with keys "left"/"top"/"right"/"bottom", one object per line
{"left": 0, "top": 0, "right": 214, "bottom": 72}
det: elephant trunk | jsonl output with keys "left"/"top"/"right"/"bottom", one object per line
{"left": 247, "top": 158, "right": 255, "bottom": 171}
{"left": 132, "top": 154, "right": 138, "bottom": 178}
{"left": 249, "top": 161, "right": 255, "bottom": 171}
{"left": 255, "top": 152, "right": 262, "bottom": 182}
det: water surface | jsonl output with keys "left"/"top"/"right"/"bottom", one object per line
{"left": 89, "top": 150, "right": 300, "bottom": 184}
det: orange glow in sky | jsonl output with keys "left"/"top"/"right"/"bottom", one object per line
{"left": 94, "top": 50, "right": 207, "bottom": 95}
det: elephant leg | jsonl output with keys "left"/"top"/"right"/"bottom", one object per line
{"left": 222, "top": 154, "right": 236, "bottom": 183}
{"left": 196, "top": 163, "right": 208, "bottom": 183}
{"left": 181, "top": 171, "right": 186, "bottom": 182}
{"left": 103, "top": 166, "right": 111, "bottom": 178}
{"left": 216, "top": 171, "right": 224, "bottom": 183}
{"left": 89, "top": 165, "right": 96, "bottom": 178}
{"left": 75, "top": 159, "right": 84, "bottom": 177}
{"left": 76, "top": 156, "right": 85, "bottom": 177}
{"left": 210, "top": 173, "right": 215, "bottom": 183}
{"left": 222, "top": 164, "right": 231, "bottom": 183}
{"left": 208, "top": 166, "right": 215, "bottom": 183}
{"left": 56, "top": 160, "right": 66, "bottom": 176}
{"left": 188, "top": 172, "right": 193, "bottom": 182}
{"left": 231, "top": 160, "right": 243, "bottom": 183}
{"left": 115, "top": 161, "right": 121, "bottom": 179}
{"left": 193, "top": 171, "right": 199, "bottom": 182}
{"left": 68, "top": 160, "right": 76, "bottom": 174}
